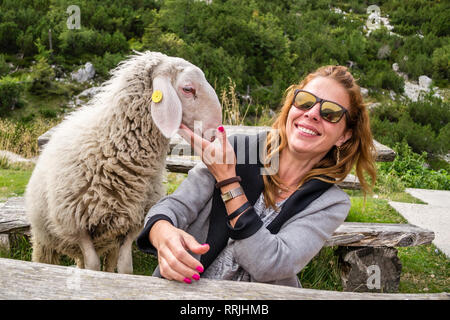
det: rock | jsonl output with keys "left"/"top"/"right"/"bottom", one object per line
{"left": 77, "top": 86, "right": 102, "bottom": 99}
{"left": 338, "top": 246, "right": 402, "bottom": 293}
{"left": 418, "top": 75, "right": 432, "bottom": 90}
{"left": 367, "top": 102, "right": 381, "bottom": 110}
{"left": 360, "top": 87, "right": 369, "bottom": 98}
{"left": 71, "top": 62, "right": 95, "bottom": 83}
{"left": 392, "top": 63, "right": 399, "bottom": 72}
{"left": 66, "top": 86, "right": 101, "bottom": 108}
{"left": 377, "top": 44, "right": 391, "bottom": 59}
{"left": 389, "top": 90, "right": 396, "bottom": 100}
{"left": 0, "top": 150, "right": 36, "bottom": 165}
{"left": 403, "top": 81, "right": 422, "bottom": 102}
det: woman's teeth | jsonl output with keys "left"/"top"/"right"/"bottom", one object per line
{"left": 297, "top": 125, "right": 318, "bottom": 136}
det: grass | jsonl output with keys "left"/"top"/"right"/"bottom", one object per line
{"left": 0, "top": 160, "right": 33, "bottom": 200}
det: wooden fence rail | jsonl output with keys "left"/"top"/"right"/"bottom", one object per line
{"left": 0, "top": 258, "right": 447, "bottom": 300}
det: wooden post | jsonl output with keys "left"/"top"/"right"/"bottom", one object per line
{"left": 338, "top": 246, "right": 402, "bottom": 293}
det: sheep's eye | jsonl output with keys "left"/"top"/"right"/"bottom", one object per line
{"left": 182, "top": 87, "right": 195, "bottom": 94}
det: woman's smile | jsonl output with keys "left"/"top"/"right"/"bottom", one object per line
{"left": 294, "top": 122, "right": 321, "bottom": 137}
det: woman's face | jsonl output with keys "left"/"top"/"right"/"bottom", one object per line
{"left": 285, "top": 76, "right": 352, "bottom": 160}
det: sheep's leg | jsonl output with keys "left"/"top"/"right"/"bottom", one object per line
{"left": 31, "top": 241, "right": 60, "bottom": 265}
{"left": 116, "top": 231, "right": 139, "bottom": 274}
{"left": 78, "top": 230, "right": 100, "bottom": 271}
{"left": 103, "top": 247, "right": 119, "bottom": 273}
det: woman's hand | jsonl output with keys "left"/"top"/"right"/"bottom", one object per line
{"left": 150, "top": 220, "right": 210, "bottom": 283}
{"left": 179, "top": 124, "right": 237, "bottom": 182}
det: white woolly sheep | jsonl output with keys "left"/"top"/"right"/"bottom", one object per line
{"left": 25, "top": 51, "right": 222, "bottom": 273}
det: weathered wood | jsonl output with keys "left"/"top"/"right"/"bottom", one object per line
{"left": 0, "top": 258, "right": 447, "bottom": 300}
{"left": 0, "top": 234, "right": 10, "bottom": 251}
{"left": 325, "top": 222, "right": 434, "bottom": 247}
{"left": 38, "top": 125, "right": 396, "bottom": 162}
{"left": 0, "top": 198, "right": 434, "bottom": 249}
{"left": 166, "top": 155, "right": 361, "bottom": 189}
{"left": 338, "top": 246, "right": 402, "bottom": 293}
{"left": 0, "top": 197, "right": 30, "bottom": 234}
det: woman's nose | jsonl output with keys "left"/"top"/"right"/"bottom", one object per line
{"left": 303, "top": 103, "right": 321, "bottom": 121}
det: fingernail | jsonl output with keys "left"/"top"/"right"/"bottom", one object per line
{"left": 192, "top": 274, "right": 200, "bottom": 281}
{"left": 196, "top": 266, "right": 204, "bottom": 273}
{"left": 218, "top": 126, "right": 224, "bottom": 132}
{"left": 183, "top": 277, "right": 192, "bottom": 284}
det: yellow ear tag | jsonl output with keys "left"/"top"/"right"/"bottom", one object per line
{"left": 152, "top": 90, "right": 163, "bottom": 103}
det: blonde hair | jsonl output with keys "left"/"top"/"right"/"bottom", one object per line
{"left": 263, "top": 65, "right": 377, "bottom": 209}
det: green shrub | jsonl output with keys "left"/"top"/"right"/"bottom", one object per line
{"left": 59, "top": 29, "right": 129, "bottom": 57}
{"left": 0, "top": 22, "right": 21, "bottom": 53}
{"left": 362, "top": 61, "right": 405, "bottom": 93}
{"left": 38, "top": 107, "right": 58, "bottom": 119}
{"left": 408, "top": 96, "right": 450, "bottom": 135}
{"left": 437, "top": 123, "right": 450, "bottom": 155}
{"left": 370, "top": 98, "right": 449, "bottom": 156}
{"left": 0, "top": 54, "right": 9, "bottom": 77}
{"left": 92, "top": 52, "right": 126, "bottom": 78}
{"left": 29, "top": 57, "right": 55, "bottom": 95}
{"left": 379, "top": 142, "right": 450, "bottom": 190}
{"left": 0, "top": 76, "right": 24, "bottom": 115}
{"left": 431, "top": 44, "right": 450, "bottom": 83}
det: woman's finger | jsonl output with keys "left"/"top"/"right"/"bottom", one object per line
{"left": 179, "top": 123, "right": 210, "bottom": 156}
{"left": 159, "top": 255, "right": 190, "bottom": 283}
{"left": 165, "top": 251, "right": 200, "bottom": 283}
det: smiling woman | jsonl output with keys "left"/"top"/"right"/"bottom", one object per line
{"left": 263, "top": 65, "right": 376, "bottom": 209}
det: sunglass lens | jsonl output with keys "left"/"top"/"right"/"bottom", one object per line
{"left": 294, "top": 92, "right": 316, "bottom": 109}
{"left": 321, "top": 101, "right": 345, "bottom": 123}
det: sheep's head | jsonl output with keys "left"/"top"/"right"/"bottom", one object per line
{"left": 147, "top": 53, "right": 222, "bottom": 140}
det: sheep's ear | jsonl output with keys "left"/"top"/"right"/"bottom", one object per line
{"left": 151, "top": 76, "right": 182, "bottom": 138}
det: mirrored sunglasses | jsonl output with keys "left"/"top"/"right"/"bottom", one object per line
{"left": 292, "top": 89, "right": 349, "bottom": 123}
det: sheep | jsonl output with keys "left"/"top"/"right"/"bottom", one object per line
{"left": 24, "top": 51, "right": 222, "bottom": 274}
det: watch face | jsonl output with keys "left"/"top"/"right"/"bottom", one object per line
{"left": 221, "top": 186, "right": 244, "bottom": 202}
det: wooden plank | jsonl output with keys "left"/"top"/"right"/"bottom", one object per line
{"left": 38, "top": 125, "right": 396, "bottom": 162}
{"left": 0, "top": 197, "right": 30, "bottom": 234}
{"left": 325, "top": 222, "right": 435, "bottom": 247}
{"left": 166, "top": 155, "right": 361, "bottom": 189}
{"left": 0, "top": 197, "right": 435, "bottom": 249}
{"left": 0, "top": 258, "right": 447, "bottom": 300}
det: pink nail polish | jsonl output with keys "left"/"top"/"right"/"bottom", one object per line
{"left": 196, "top": 266, "right": 204, "bottom": 273}
{"left": 183, "top": 277, "right": 192, "bottom": 284}
{"left": 192, "top": 274, "right": 200, "bottom": 281}
{"left": 218, "top": 126, "right": 224, "bottom": 133}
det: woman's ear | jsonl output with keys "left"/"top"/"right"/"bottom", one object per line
{"left": 336, "top": 129, "right": 352, "bottom": 147}
{"left": 151, "top": 76, "right": 182, "bottom": 138}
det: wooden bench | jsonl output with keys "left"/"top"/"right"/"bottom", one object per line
{"left": 0, "top": 197, "right": 434, "bottom": 293}
{"left": 0, "top": 257, "right": 447, "bottom": 300}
